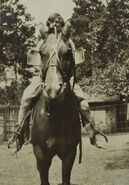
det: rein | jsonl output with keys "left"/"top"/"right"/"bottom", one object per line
{"left": 42, "top": 30, "right": 67, "bottom": 81}
{"left": 42, "top": 27, "right": 75, "bottom": 89}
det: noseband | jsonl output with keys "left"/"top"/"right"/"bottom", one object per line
{"left": 42, "top": 28, "right": 68, "bottom": 82}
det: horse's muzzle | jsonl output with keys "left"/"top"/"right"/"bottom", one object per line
{"left": 43, "top": 82, "right": 64, "bottom": 101}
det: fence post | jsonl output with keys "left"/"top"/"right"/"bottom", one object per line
{"left": 3, "top": 110, "right": 7, "bottom": 141}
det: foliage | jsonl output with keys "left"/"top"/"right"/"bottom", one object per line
{"left": 0, "top": 0, "right": 36, "bottom": 104}
{"left": 71, "top": 0, "right": 107, "bottom": 76}
{"left": 80, "top": 60, "right": 129, "bottom": 96}
{"left": 71, "top": 0, "right": 129, "bottom": 97}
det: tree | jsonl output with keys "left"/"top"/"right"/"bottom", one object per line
{"left": 0, "top": 0, "right": 36, "bottom": 76}
{"left": 71, "top": 0, "right": 129, "bottom": 97}
{"left": 98, "top": 0, "right": 129, "bottom": 65}
{"left": 71, "top": 0, "right": 107, "bottom": 78}
{"left": 81, "top": 61, "right": 129, "bottom": 96}
{"left": 0, "top": 0, "right": 36, "bottom": 104}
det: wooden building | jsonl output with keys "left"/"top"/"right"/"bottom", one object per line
{"left": 88, "top": 96, "right": 129, "bottom": 133}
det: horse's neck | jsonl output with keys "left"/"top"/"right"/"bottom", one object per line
{"left": 64, "top": 88, "right": 75, "bottom": 105}
{"left": 39, "top": 87, "right": 77, "bottom": 115}
{"left": 53, "top": 89, "right": 76, "bottom": 113}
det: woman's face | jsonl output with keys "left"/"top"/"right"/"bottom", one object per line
{"left": 49, "top": 18, "right": 62, "bottom": 33}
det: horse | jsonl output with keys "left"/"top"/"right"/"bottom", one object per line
{"left": 31, "top": 26, "right": 81, "bottom": 185}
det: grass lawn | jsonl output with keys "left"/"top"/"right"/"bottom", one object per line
{"left": 0, "top": 133, "right": 129, "bottom": 185}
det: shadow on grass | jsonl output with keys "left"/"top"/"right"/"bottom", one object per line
{"left": 105, "top": 148, "right": 129, "bottom": 170}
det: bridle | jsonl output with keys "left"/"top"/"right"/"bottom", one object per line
{"left": 42, "top": 27, "right": 67, "bottom": 82}
{"left": 42, "top": 26, "right": 76, "bottom": 89}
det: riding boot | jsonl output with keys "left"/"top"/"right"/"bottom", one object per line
{"left": 8, "top": 106, "right": 29, "bottom": 155}
{"left": 80, "top": 100, "right": 108, "bottom": 147}
{"left": 79, "top": 100, "right": 99, "bottom": 145}
{"left": 80, "top": 108, "right": 96, "bottom": 145}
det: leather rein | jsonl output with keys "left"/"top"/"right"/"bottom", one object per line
{"left": 42, "top": 27, "right": 76, "bottom": 89}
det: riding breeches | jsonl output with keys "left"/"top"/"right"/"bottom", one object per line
{"left": 18, "top": 76, "right": 43, "bottom": 124}
{"left": 18, "top": 76, "right": 91, "bottom": 125}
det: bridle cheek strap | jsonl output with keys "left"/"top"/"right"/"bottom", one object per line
{"left": 42, "top": 27, "right": 75, "bottom": 86}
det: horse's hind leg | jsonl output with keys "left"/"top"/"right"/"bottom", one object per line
{"left": 33, "top": 145, "right": 52, "bottom": 185}
{"left": 61, "top": 148, "right": 76, "bottom": 185}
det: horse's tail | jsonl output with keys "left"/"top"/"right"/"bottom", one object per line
{"left": 79, "top": 136, "right": 82, "bottom": 164}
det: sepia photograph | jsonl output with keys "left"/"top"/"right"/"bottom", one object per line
{"left": 0, "top": 0, "right": 129, "bottom": 184}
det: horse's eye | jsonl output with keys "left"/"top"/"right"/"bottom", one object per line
{"left": 40, "top": 51, "right": 46, "bottom": 57}
{"left": 40, "top": 52, "right": 49, "bottom": 61}
{"left": 67, "top": 48, "right": 72, "bottom": 53}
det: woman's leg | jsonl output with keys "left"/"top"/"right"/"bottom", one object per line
{"left": 73, "top": 83, "right": 108, "bottom": 147}
{"left": 8, "top": 76, "right": 43, "bottom": 154}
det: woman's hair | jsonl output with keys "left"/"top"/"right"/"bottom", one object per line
{"left": 46, "top": 13, "right": 65, "bottom": 27}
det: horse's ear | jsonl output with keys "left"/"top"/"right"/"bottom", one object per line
{"left": 62, "top": 21, "right": 71, "bottom": 38}
{"left": 27, "top": 49, "right": 42, "bottom": 66}
{"left": 39, "top": 23, "right": 47, "bottom": 39}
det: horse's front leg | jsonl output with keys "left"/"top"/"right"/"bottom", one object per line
{"left": 33, "top": 145, "right": 52, "bottom": 185}
{"left": 61, "top": 148, "right": 76, "bottom": 185}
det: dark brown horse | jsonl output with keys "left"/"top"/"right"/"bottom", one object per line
{"left": 31, "top": 28, "right": 81, "bottom": 185}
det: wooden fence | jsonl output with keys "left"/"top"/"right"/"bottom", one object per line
{"left": 0, "top": 105, "right": 19, "bottom": 141}
{"left": 90, "top": 102, "right": 129, "bottom": 133}
{"left": 0, "top": 102, "right": 129, "bottom": 141}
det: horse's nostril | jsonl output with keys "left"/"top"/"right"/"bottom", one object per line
{"left": 59, "top": 83, "right": 63, "bottom": 88}
{"left": 47, "top": 89, "right": 51, "bottom": 95}
{"left": 43, "top": 83, "right": 46, "bottom": 89}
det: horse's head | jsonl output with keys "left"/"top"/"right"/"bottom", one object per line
{"left": 39, "top": 24, "right": 75, "bottom": 101}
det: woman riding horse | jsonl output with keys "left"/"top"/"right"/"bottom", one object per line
{"left": 8, "top": 13, "right": 107, "bottom": 155}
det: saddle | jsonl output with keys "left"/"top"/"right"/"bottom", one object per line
{"left": 17, "top": 102, "right": 87, "bottom": 146}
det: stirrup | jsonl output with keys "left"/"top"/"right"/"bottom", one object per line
{"left": 8, "top": 130, "right": 24, "bottom": 155}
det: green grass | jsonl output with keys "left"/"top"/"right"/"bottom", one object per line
{"left": 0, "top": 133, "right": 129, "bottom": 185}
